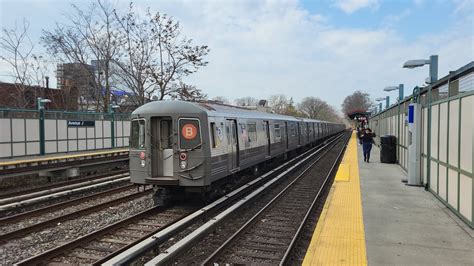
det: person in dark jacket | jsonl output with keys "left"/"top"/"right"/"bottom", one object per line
{"left": 360, "top": 128, "right": 375, "bottom": 163}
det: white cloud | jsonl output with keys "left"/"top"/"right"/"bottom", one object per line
{"left": 332, "top": 0, "right": 380, "bottom": 14}
{"left": 129, "top": 0, "right": 473, "bottom": 108}
{"left": 1, "top": 0, "right": 472, "bottom": 110}
{"left": 452, "top": 0, "right": 474, "bottom": 15}
{"left": 413, "top": 0, "right": 424, "bottom": 6}
{"left": 381, "top": 9, "right": 411, "bottom": 28}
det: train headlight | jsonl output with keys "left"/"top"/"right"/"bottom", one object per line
{"left": 140, "top": 160, "right": 146, "bottom": 167}
{"left": 180, "top": 160, "right": 187, "bottom": 169}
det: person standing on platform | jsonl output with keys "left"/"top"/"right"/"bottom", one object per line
{"left": 360, "top": 128, "right": 375, "bottom": 163}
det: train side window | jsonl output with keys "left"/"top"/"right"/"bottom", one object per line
{"left": 274, "top": 123, "right": 281, "bottom": 141}
{"left": 290, "top": 123, "right": 296, "bottom": 136}
{"left": 247, "top": 123, "right": 257, "bottom": 142}
{"left": 160, "top": 119, "right": 172, "bottom": 149}
{"left": 210, "top": 122, "right": 222, "bottom": 148}
{"left": 131, "top": 119, "right": 145, "bottom": 150}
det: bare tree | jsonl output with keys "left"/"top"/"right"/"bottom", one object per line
{"left": 234, "top": 96, "right": 258, "bottom": 107}
{"left": 211, "top": 96, "right": 230, "bottom": 104}
{"left": 285, "top": 97, "right": 301, "bottom": 116}
{"left": 42, "top": 24, "right": 99, "bottom": 111}
{"left": 113, "top": 3, "right": 210, "bottom": 105}
{"left": 298, "top": 97, "right": 330, "bottom": 119}
{"left": 170, "top": 81, "right": 207, "bottom": 101}
{"left": 113, "top": 3, "right": 156, "bottom": 107}
{"left": 42, "top": 0, "right": 121, "bottom": 112}
{"left": 268, "top": 94, "right": 289, "bottom": 114}
{"left": 341, "top": 90, "right": 372, "bottom": 116}
{"left": 298, "top": 97, "right": 344, "bottom": 122}
{"left": 146, "top": 10, "right": 210, "bottom": 100}
{"left": 1, "top": 19, "right": 51, "bottom": 108}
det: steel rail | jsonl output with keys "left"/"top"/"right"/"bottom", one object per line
{"left": 15, "top": 207, "right": 166, "bottom": 266}
{"left": 0, "top": 184, "right": 134, "bottom": 224}
{"left": 0, "top": 188, "right": 152, "bottom": 242}
{"left": 101, "top": 133, "right": 346, "bottom": 266}
{"left": 0, "top": 169, "right": 128, "bottom": 199}
{"left": 279, "top": 132, "right": 349, "bottom": 265}
{"left": 201, "top": 132, "right": 349, "bottom": 265}
{"left": 150, "top": 132, "right": 348, "bottom": 266}
{"left": 0, "top": 173, "right": 130, "bottom": 205}
{"left": 0, "top": 175, "right": 130, "bottom": 212}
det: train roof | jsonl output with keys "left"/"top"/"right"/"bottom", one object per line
{"left": 132, "top": 100, "right": 341, "bottom": 124}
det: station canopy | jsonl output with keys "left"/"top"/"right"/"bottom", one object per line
{"left": 347, "top": 110, "right": 370, "bottom": 121}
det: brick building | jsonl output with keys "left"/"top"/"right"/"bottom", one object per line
{"left": 0, "top": 82, "right": 78, "bottom": 110}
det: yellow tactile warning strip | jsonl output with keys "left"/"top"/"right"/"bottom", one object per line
{"left": 303, "top": 131, "right": 367, "bottom": 265}
{"left": 0, "top": 148, "right": 129, "bottom": 166}
{"left": 335, "top": 163, "right": 350, "bottom": 181}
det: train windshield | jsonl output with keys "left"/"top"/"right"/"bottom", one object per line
{"left": 130, "top": 119, "right": 146, "bottom": 150}
{"left": 179, "top": 118, "right": 202, "bottom": 150}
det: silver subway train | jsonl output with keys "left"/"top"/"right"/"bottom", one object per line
{"left": 129, "top": 101, "right": 345, "bottom": 203}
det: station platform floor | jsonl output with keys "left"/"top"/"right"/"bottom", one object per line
{"left": 0, "top": 148, "right": 129, "bottom": 166}
{"left": 303, "top": 132, "right": 474, "bottom": 265}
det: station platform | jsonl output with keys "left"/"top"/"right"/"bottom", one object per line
{"left": 0, "top": 148, "right": 129, "bottom": 177}
{"left": 303, "top": 132, "right": 474, "bottom": 265}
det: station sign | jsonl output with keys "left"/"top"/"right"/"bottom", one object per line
{"left": 67, "top": 120, "right": 96, "bottom": 127}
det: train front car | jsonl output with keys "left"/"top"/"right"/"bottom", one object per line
{"left": 129, "top": 101, "right": 209, "bottom": 205}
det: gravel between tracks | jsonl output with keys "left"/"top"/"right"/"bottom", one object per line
{"left": 0, "top": 193, "right": 154, "bottom": 265}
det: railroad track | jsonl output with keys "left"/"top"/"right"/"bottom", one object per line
{"left": 100, "top": 131, "right": 349, "bottom": 265}
{"left": 14, "top": 132, "right": 348, "bottom": 265}
{"left": 0, "top": 169, "right": 128, "bottom": 199}
{"left": 16, "top": 206, "right": 193, "bottom": 265}
{"left": 0, "top": 173, "right": 131, "bottom": 214}
{"left": 0, "top": 185, "right": 152, "bottom": 242}
{"left": 202, "top": 132, "right": 349, "bottom": 265}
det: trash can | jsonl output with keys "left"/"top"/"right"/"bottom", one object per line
{"left": 380, "top": 135, "right": 396, "bottom": 163}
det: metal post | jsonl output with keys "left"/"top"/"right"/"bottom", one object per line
{"left": 429, "top": 55, "right": 438, "bottom": 84}
{"left": 397, "top": 84, "right": 404, "bottom": 163}
{"left": 426, "top": 84, "right": 432, "bottom": 190}
{"left": 399, "top": 84, "right": 404, "bottom": 102}
{"left": 37, "top": 98, "right": 45, "bottom": 156}
{"left": 379, "top": 102, "right": 383, "bottom": 112}
{"left": 397, "top": 100, "right": 400, "bottom": 162}
{"left": 110, "top": 104, "right": 115, "bottom": 148}
{"left": 386, "top": 96, "right": 390, "bottom": 109}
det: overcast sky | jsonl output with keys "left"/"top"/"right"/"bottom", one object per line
{"left": 1, "top": 0, "right": 473, "bottom": 109}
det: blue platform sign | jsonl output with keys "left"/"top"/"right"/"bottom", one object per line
{"left": 408, "top": 105, "right": 414, "bottom": 124}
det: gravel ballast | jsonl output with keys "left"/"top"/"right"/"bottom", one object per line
{"left": 0, "top": 194, "right": 154, "bottom": 265}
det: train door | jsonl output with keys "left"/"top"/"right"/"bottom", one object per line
{"left": 226, "top": 119, "right": 239, "bottom": 170}
{"left": 297, "top": 122, "right": 302, "bottom": 145}
{"left": 306, "top": 123, "right": 311, "bottom": 142}
{"left": 151, "top": 117, "right": 174, "bottom": 177}
{"left": 264, "top": 121, "right": 271, "bottom": 156}
{"left": 285, "top": 122, "right": 289, "bottom": 149}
